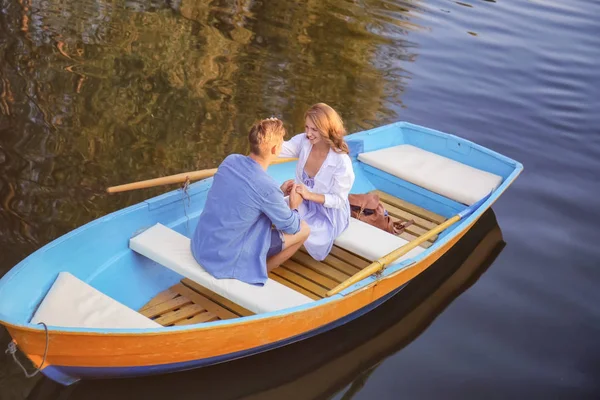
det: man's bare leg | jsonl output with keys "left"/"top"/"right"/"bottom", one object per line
{"left": 267, "top": 221, "right": 310, "bottom": 272}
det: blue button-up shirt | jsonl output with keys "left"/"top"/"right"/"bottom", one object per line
{"left": 191, "top": 154, "right": 300, "bottom": 285}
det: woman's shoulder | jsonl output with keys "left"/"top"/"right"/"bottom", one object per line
{"left": 328, "top": 150, "right": 353, "bottom": 172}
{"left": 329, "top": 148, "right": 352, "bottom": 163}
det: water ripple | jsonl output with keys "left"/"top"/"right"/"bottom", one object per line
{"left": 1, "top": 0, "right": 600, "bottom": 397}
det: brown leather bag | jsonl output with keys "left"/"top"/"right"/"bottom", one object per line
{"left": 348, "top": 193, "right": 413, "bottom": 235}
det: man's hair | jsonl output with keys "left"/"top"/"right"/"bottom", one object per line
{"left": 248, "top": 118, "right": 286, "bottom": 155}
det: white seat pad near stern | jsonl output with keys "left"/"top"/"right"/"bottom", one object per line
{"left": 358, "top": 144, "right": 502, "bottom": 205}
{"left": 31, "top": 272, "right": 161, "bottom": 329}
{"left": 334, "top": 218, "right": 425, "bottom": 266}
{"left": 129, "top": 224, "right": 313, "bottom": 314}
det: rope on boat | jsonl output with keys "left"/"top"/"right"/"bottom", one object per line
{"left": 181, "top": 177, "right": 192, "bottom": 235}
{"left": 5, "top": 322, "right": 49, "bottom": 378}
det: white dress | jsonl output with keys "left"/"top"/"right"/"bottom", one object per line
{"left": 280, "top": 134, "right": 355, "bottom": 260}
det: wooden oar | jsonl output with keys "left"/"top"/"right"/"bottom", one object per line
{"left": 107, "top": 157, "right": 298, "bottom": 194}
{"left": 326, "top": 193, "right": 492, "bottom": 297}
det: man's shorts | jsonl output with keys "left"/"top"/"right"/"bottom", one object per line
{"left": 267, "top": 229, "right": 285, "bottom": 258}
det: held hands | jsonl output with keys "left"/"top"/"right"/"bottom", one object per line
{"left": 294, "top": 183, "right": 312, "bottom": 200}
{"left": 296, "top": 183, "right": 325, "bottom": 205}
{"left": 280, "top": 179, "right": 294, "bottom": 196}
{"left": 285, "top": 181, "right": 315, "bottom": 210}
{"left": 289, "top": 183, "right": 303, "bottom": 210}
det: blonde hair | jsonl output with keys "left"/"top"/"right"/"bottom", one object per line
{"left": 305, "top": 103, "right": 349, "bottom": 154}
{"left": 248, "top": 118, "right": 286, "bottom": 155}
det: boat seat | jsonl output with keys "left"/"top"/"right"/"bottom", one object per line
{"left": 31, "top": 272, "right": 161, "bottom": 329}
{"left": 334, "top": 218, "right": 425, "bottom": 265}
{"left": 358, "top": 144, "right": 502, "bottom": 205}
{"left": 129, "top": 223, "right": 313, "bottom": 315}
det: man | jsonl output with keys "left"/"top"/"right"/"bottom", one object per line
{"left": 191, "top": 118, "right": 309, "bottom": 286}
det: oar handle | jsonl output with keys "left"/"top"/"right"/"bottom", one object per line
{"left": 107, "top": 169, "right": 218, "bottom": 194}
{"left": 326, "top": 215, "right": 461, "bottom": 297}
{"left": 106, "top": 157, "right": 298, "bottom": 194}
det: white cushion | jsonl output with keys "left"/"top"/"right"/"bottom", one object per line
{"left": 334, "top": 218, "right": 425, "bottom": 265}
{"left": 31, "top": 272, "right": 161, "bottom": 329}
{"left": 129, "top": 224, "right": 313, "bottom": 314}
{"left": 358, "top": 144, "right": 502, "bottom": 205}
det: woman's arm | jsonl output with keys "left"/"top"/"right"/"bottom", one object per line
{"left": 279, "top": 133, "right": 305, "bottom": 158}
{"left": 296, "top": 156, "right": 355, "bottom": 208}
{"left": 322, "top": 166, "right": 354, "bottom": 209}
{"left": 296, "top": 185, "right": 325, "bottom": 204}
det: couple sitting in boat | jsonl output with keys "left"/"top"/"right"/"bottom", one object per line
{"left": 191, "top": 103, "right": 355, "bottom": 285}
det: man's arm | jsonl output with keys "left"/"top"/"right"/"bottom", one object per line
{"left": 262, "top": 188, "right": 301, "bottom": 235}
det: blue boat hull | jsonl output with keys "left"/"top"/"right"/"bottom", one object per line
{"left": 0, "top": 121, "right": 523, "bottom": 386}
{"left": 41, "top": 283, "right": 406, "bottom": 385}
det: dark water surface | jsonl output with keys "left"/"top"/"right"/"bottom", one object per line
{"left": 1, "top": 0, "right": 599, "bottom": 398}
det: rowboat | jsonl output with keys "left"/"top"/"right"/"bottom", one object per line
{"left": 29, "top": 209, "right": 504, "bottom": 399}
{"left": 0, "top": 121, "right": 522, "bottom": 386}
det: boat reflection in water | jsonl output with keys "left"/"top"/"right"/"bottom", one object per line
{"left": 29, "top": 209, "right": 505, "bottom": 400}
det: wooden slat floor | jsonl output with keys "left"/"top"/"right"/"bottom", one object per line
{"left": 139, "top": 280, "right": 254, "bottom": 326}
{"left": 140, "top": 190, "right": 446, "bottom": 326}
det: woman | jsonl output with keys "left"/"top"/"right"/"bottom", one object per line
{"left": 279, "top": 103, "right": 355, "bottom": 261}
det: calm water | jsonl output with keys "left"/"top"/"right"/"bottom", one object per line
{"left": 1, "top": 0, "right": 599, "bottom": 398}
